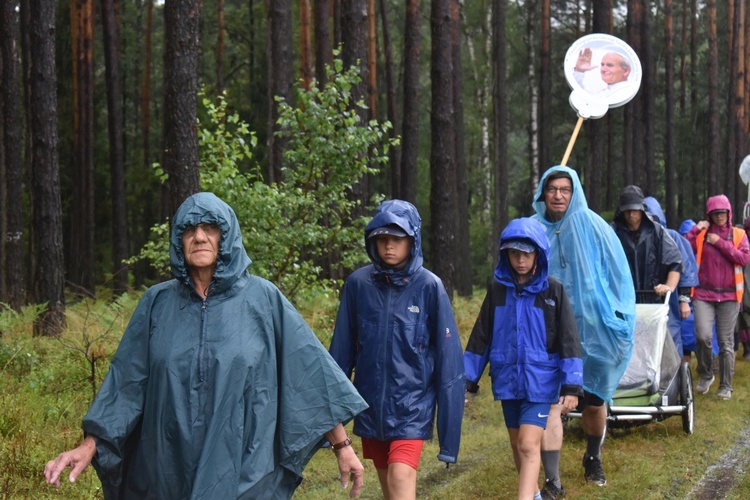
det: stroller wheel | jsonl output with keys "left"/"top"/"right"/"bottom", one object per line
{"left": 679, "top": 362, "right": 695, "bottom": 435}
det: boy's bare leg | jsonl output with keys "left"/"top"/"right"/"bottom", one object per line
{"left": 516, "top": 424, "right": 544, "bottom": 499}
{"left": 376, "top": 463, "right": 417, "bottom": 500}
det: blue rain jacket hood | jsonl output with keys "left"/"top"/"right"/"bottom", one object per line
{"left": 495, "top": 217, "right": 549, "bottom": 292}
{"left": 532, "top": 166, "right": 635, "bottom": 402}
{"left": 330, "top": 199, "right": 465, "bottom": 464}
{"left": 679, "top": 219, "right": 697, "bottom": 236}
{"left": 83, "top": 192, "right": 367, "bottom": 499}
{"left": 364, "top": 199, "right": 424, "bottom": 283}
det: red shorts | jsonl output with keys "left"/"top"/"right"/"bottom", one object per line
{"left": 360, "top": 438, "right": 424, "bottom": 470}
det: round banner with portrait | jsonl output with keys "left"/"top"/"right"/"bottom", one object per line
{"left": 564, "top": 34, "right": 642, "bottom": 119}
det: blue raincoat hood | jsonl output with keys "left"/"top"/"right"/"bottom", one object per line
{"left": 531, "top": 166, "right": 635, "bottom": 402}
{"left": 679, "top": 219, "right": 696, "bottom": 235}
{"left": 365, "top": 199, "right": 423, "bottom": 282}
{"left": 170, "top": 192, "right": 252, "bottom": 295}
{"left": 495, "top": 217, "right": 549, "bottom": 294}
{"left": 642, "top": 196, "right": 668, "bottom": 228}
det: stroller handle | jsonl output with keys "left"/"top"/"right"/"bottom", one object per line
{"left": 634, "top": 289, "right": 672, "bottom": 304}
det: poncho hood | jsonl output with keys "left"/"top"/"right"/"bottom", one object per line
{"left": 170, "top": 192, "right": 252, "bottom": 295}
{"left": 495, "top": 217, "right": 549, "bottom": 294}
{"left": 365, "top": 199, "right": 423, "bottom": 283}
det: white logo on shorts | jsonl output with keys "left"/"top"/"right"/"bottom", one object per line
{"left": 537, "top": 413, "right": 549, "bottom": 418}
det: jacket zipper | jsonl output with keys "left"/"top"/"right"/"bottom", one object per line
{"left": 378, "top": 285, "right": 393, "bottom": 440}
{"left": 199, "top": 299, "right": 208, "bottom": 383}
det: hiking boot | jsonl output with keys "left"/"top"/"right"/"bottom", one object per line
{"left": 717, "top": 388, "right": 732, "bottom": 400}
{"left": 582, "top": 454, "right": 606, "bottom": 486}
{"left": 540, "top": 479, "right": 566, "bottom": 499}
{"left": 696, "top": 375, "right": 715, "bottom": 394}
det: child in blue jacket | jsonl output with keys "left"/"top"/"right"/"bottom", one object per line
{"left": 464, "top": 217, "right": 583, "bottom": 500}
{"left": 329, "top": 199, "right": 465, "bottom": 499}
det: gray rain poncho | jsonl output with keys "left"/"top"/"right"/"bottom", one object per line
{"left": 83, "top": 192, "right": 367, "bottom": 499}
{"left": 532, "top": 167, "right": 636, "bottom": 402}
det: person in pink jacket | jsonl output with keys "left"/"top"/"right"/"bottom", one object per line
{"left": 686, "top": 195, "right": 750, "bottom": 399}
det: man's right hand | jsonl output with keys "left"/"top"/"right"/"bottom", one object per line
{"left": 44, "top": 435, "right": 96, "bottom": 488}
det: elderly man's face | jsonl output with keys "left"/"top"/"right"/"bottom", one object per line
{"left": 543, "top": 177, "right": 573, "bottom": 222}
{"left": 601, "top": 53, "right": 630, "bottom": 84}
{"left": 182, "top": 223, "right": 221, "bottom": 271}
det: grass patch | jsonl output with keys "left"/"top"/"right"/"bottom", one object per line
{"left": 2, "top": 289, "right": 750, "bottom": 498}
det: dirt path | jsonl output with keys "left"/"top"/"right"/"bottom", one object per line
{"left": 688, "top": 426, "right": 750, "bottom": 499}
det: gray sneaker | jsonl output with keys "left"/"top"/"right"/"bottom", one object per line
{"left": 717, "top": 388, "right": 732, "bottom": 400}
{"left": 696, "top": 375, "right": 715, "bottom": 394}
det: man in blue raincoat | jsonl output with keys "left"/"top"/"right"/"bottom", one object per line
{"left": 532, "top": 167, "right": 635, "bottom": 497}
{"left": 45, "top": 192, "right": 368, "bottom": 499}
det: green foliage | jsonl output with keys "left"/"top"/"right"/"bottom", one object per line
{"left": 129, "top": 62, "right": 396, "bottom": 301}
{"left": 0, "top": 302, "right": 46, "bottom": 338}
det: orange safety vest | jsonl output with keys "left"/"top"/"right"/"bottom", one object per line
{"left": 692, "top": 227, "right": 745, "bottom": 302}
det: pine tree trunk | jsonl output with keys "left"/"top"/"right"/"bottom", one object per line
{"left": 664, "top": 0, "right": 676, "bottom": 225}
{"left": 342, "top": 0, "right": 370, "bottom": 212}
{"left": 1, "top": 0, "right": 26, "bottom": 309}
{"left": 400, "top": 0, "right": 421, "bottom": 203}
{"left": 101, "top": 0, "right": 129, "bottom": 293}
{"left": 430, "top": 0, "right": 457, "bottom": 297}
{"left": 538, "top": 0, "right": 551, "bottom": 171}
{"left": 267, "top": 0, "right": 292, "bottom": 183}
{"left": 492, "top": 0, "right": 508, "bottom": 262}
{"left": 452, "top": 0, "right": 471, "bottom": 297}
{"left": 163, "top": 0, "right": 201, "bottom": 217}
{"left": 379, "top": 0, "right": 401, "bottom": 198}
{"left": 299, "top": 0, "right": 312, "bottom": 90}
{"left": 69, "top": 0, "right": 96, "bottom": 297}
{"left": 367, "top": 0, "right": 377, "bottom": 116}
{"left": 729, "top": 0, "right": 746, "bottom": 212}
{"left": 314, "top": 0, "right": 332, "bottom": 86}
{"left": 28, "top": 0, "right": 66, "bottom": 336}
{"left": 707, "top": 0, "right": 720, "bottom": 194}
{"left": 217, "top": 0, "right": 225, "bottom": 93}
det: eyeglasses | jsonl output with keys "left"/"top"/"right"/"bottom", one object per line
{"left": 183, "top": 222, "right": 221, "bottom": 237}
{"left": 544, "top": 186, "right": 572, "bottom": 196}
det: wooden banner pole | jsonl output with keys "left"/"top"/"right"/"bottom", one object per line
{"left": 560, "top": 116, "right": 585, "bottom": 166}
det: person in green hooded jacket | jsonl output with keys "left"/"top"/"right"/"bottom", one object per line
{"left": 44, "top": 192, "right": 368, "bottom": 499}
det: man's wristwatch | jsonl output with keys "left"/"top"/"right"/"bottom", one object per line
{"left": 331, "top": 437, "right": 352, "bottom": 451}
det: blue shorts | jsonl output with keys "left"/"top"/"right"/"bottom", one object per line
{"left": 501, "top": 400, "right": 551, "bottom": 429}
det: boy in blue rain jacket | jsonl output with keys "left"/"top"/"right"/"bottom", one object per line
{"left": 329, "top": 199, "right": 465, "bottom": 500}
{"left": 464, "top": 217, "right": 583, "bottom": 500}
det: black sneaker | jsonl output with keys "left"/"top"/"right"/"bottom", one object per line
{"left": 540, "top": 478, "right": 566, "bottom": 499}
{"left": 582, "top": 454, "right": 606, "bottom": 486}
